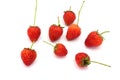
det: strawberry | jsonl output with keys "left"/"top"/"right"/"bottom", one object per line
{"left": 49, "top": 17, "right": 63, "bottom": 42}
{"left": 21, "top": 48, "right": 37, "bottom": 66}
{"left": 27, "top": 26, "right": 41, "bottom": 42}
{"left": 75, "top": 52, "right": 90, "bottom": 67}
{"left": 75, "top": 52, "right": 111, "bottom": 68}
{"left": 85, "top": 30, "right": 109, "bottom": 47}
{"left": 66, "top": 24, "right": 81, "bottom": 40}
{"left": 63, "top": 6, "right": 76, "bottom": 26}
{"left": 54, "top": 43, "right": 68, "bottom": 57}
{"left": 27, "top": 0, "right": 41, "bottom": 42}
{"left": 66, "top": 1, "right": 85, "bottom": 40}
{"left": 43, "top": 41, "right": 68, "bottom": 57}
{"left": 49, "top": 25, "right": 63, "bottom": 42}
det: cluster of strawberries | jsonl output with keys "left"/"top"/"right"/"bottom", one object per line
{"left": 21, "top": 0, "right": 111, "bottom": 68}
{"left": 21, "top": 25, "right": 41, "bottom": 66}
{"left": 21, "top": 0, "right": 41, "bottom": 66}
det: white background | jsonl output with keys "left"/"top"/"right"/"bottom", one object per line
{"left": 0, "top": 0, "right": 119, "bottom": 80}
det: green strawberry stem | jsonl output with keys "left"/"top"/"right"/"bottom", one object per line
{"left": 58, "top": 16, "right": 60, "bottom": 26}
{"left": 69, "top": 6, "right": 71, "bottom": 11}
{"left": 33, "top": 0, "right": 38, "bottom": 26}
{"left": 100, "top": 31, "right": 110, "bottom": 35}
{"left": 43, "top": 41, "right": 55, "bottom": 47}
{"left": 90, "top": 61, "right": 111, "bottom": 67}
{"left": 77, "top": 0, "right": 85, "bottom": 25}
{"left": 30, "top": 42, "right": 35, "bottom": 49}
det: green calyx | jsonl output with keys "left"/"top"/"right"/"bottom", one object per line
{"left": 97, "top": 30, "right": 110, "bottom": 39}
{"left": 81, "top": 57, "right": 90, "bottom": 67}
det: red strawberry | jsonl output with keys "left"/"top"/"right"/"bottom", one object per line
{"left": 54, "top": 43, "right": 68, "bottom": 57}
{"left": 43, "top": 41, "right": 68, "bottom": 57}
{"left": 66, "top": 1, "right": 85, "bottom": 40}
{"left": 75, "top": 52, "right": 90, "bottom": 67}
{"left": 49, "top": 25, "right": 63, "bottom": 42}
{"left": 27, "top": 26, "right": 41, "bottom": 42}
{"left": 63, "top": 10, "right": 76, "bottom": 26}
{"left": 85, "top": 30, "right": 109, "bottom": 47}
{"left": 21, "top": 48, "right": 37, "bottom": 66}
{"left": 75, "top": 52, "right": 111, "bottom": 68}
{"left": 49, "top": 17, "right": 63, "bottom": 42}
{"left": 66, "top": 24, "right": 81, "bottom": 40}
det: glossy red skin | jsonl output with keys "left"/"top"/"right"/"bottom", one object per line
{"left": 54, "top": 43, "right": 68, "bottom": 57}
{"left": 85, "top": 31, "right": 103, "bottom": 47}
{"left": 75, "top": 52, "right": 90, "bottom": 67}
{"left": 27, "top": 26, "right": 41, "bottom": 42}
{"left": 63, "top": 11, "right": 76, "bottom": 26}
{"left": 49, "top": 25, "right": 63, "bottom": 42}
{"left": 66, "top": 24, "right": 81, "bottom": 40}
{"left": 21, "top": 48, "right": 37, "bottom": 66}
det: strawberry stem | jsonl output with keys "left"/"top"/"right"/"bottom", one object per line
{"left": 100, "top": 31, "right": 110, "bottom": 35}
{"left": 69, "top": 6, "right": 71, "bottom": 11}
{"left": 90, "top": 61, "right": 111, "bottom": 67}
{"left": 33, "top": 0, "right": 38, "bottom": 25}
{"left": 58, "top": 16, "right": 60, "bottom": 26}
{"left": 43, "top": 41, "right": 55, "bottom": 47}
{"left": 57, "top": 16, "right": 65, "bottom": 28}
{"left": 30, "top": 42, "right": 35, "bottom": 49}
{"left": 77, "top": 0, "right": 85, "bottom": 25}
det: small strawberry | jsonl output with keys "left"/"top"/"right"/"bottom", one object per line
{"left": 66, "top": 1, "right": 85, "bottom": 40}
{"left": 27, "top": 0, "right": 41, "bottom": 42}
{"left": 27, "top": 26, "right": 41, "bottom": 42}
{"left": 66, "top": 24, "right": 81, "bottom": 40}
{"left": 54, "top": 43, "right": 68, "bottom": 57}
{"left": 43, "top": 41, "right": 68, "bottom": 57}
{"left": 63, "top": 6, "right": 76, "bottom": 26}
{"left": 75, "top": 52, "right": 111, "bottom": 68}
{"left": 85, "top": 30, "right": 109, "bottom": 47}
{"left": 49, "top": 17, "right": 63, "bottom": 42}
{"left": 75, "top": 52, "right": 90, "bottom": 67}
{"left": 21, "top": 43, "right": 37, "bottom": 66}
